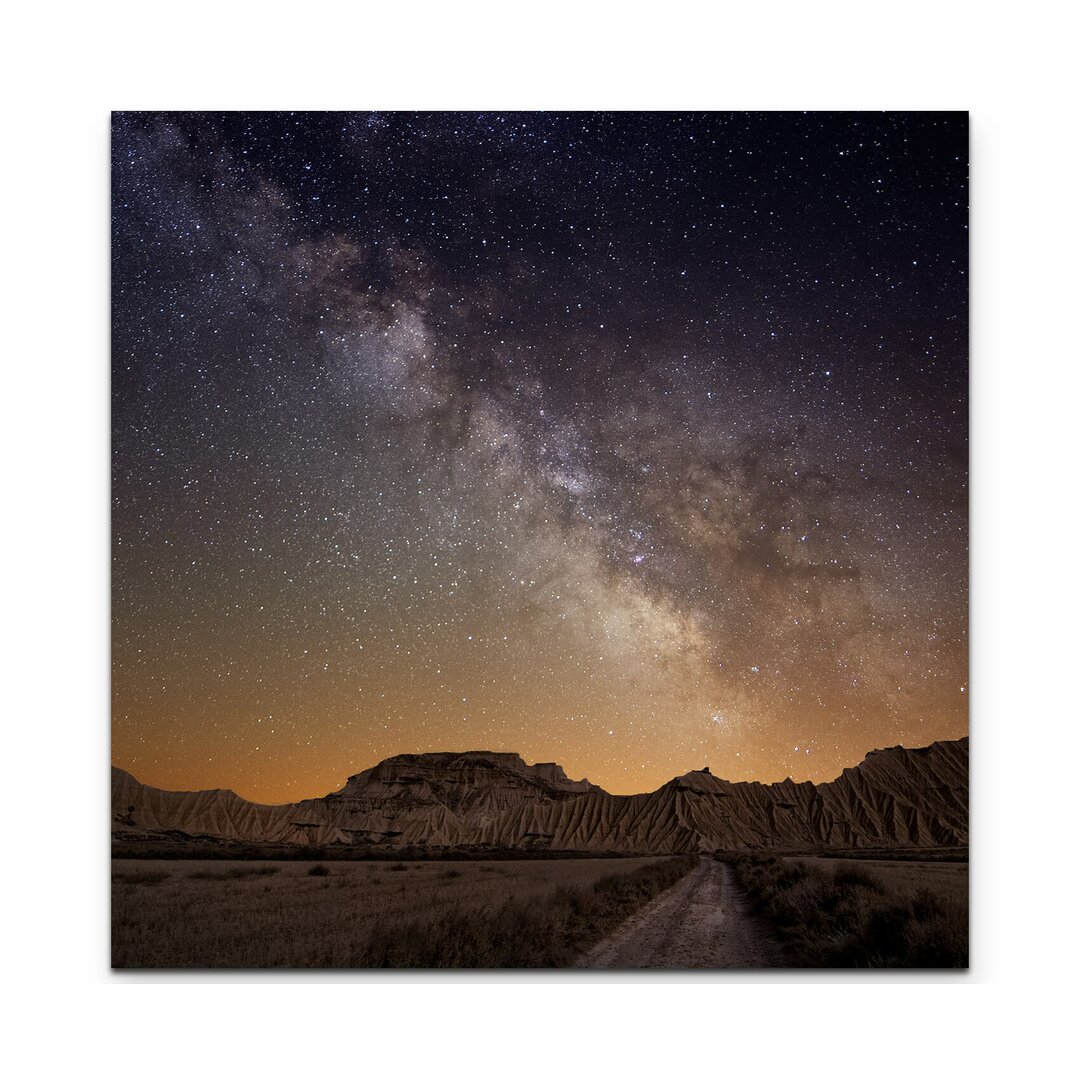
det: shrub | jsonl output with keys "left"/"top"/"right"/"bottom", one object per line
{"left": 833, "top": 864, "right": 885, "bottom": 892}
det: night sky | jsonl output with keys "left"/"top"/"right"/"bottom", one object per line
{"left": 112, "top": 112, "right": 967, "bottom": 803}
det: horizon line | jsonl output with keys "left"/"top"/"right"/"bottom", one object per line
{"left": 112, "top": 734, "right": 969, "bottom": 807}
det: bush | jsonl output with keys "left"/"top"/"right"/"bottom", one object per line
{"left": 833, "top": 864, "right": 885, "bottom": 891}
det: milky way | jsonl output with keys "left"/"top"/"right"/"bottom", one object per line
{"left": 112, "top": 112, "right": 967, "bottom": 801}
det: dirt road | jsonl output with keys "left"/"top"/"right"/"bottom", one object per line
{"left": 578, "top": 858, "right": 779, "bottom": 969}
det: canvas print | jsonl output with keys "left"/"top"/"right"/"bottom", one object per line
{"left": 112, "top": 112, "right": 968, "bottom": 969}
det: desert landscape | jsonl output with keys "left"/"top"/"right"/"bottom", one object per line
{"left": 113, "top": 741, "right": 968, "bottom": 968}
{"left": 111, "top": 112, "right": 969, "bottom": 972}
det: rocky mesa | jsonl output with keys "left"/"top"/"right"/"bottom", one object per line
{"left": 112, "top": 738, "right": 968, "bottom": 853}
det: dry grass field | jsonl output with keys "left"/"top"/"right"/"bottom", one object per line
{"left": 112, "top": 856, "right": 677, "bottom": 968}
{"left": 790, "top": 856, "right": 968, "bottom": 906}
{"left": 724, "top": 852, "right": 968, "bottom": 967}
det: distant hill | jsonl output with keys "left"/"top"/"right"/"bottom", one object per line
{"left": 112, "top": 739, "right": 968, "bottom": 853}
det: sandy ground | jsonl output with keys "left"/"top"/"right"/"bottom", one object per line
{"left": 578, "top": 859, "right": 779, "bottom": 969}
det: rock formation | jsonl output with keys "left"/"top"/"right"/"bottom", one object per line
{"left": 113, "top": 738, "right": 968, "bottom": 852}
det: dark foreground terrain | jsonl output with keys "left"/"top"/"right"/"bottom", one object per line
{"left": 723, "top": 852, "right": 968, "bottom": 967}
{"left": 112, "top": 855, "right": 694, "bottom": 968}
{"left": 113, "top": 848, "right": 966, "bottom": 968}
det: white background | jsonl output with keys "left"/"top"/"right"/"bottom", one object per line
{"left": 3, "top": 0, "right": 1077, "bottom": 1074}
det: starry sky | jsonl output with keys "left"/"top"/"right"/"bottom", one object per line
{"left": 112, "top": 112, "right": 967, "bottom": 803}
